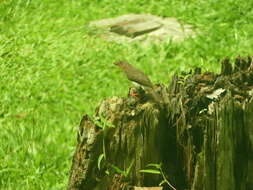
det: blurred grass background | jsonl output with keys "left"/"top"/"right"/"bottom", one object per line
{"left": 1, "top": 0, "right": 253, "bottom": 189}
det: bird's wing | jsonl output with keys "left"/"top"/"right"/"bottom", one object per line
{"left": 126, "top": 66, "right": 154, "bottom": 88}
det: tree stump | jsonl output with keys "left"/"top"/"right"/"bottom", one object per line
{"left": 68, "top": 56, "right": 253, "bottom": 190}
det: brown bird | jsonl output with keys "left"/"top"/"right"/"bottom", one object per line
{"left": 114, "top": 61, "right": 154, "bottom": 88}
{"left": 114, "top": 61, "right": 161, "bottom": 103}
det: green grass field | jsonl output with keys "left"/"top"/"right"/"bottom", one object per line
{"left": 1, "top": 0, "right": 253, "bottom": 189}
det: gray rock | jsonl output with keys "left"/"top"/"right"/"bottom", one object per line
{"left": 89, "top": 14, "right": 196, "bottom": 43}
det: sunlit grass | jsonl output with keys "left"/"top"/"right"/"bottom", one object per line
{"left": 1, "top": 0, "right": 253, "bottom": 189}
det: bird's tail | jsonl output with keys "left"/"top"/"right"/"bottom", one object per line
{"left": 146, "top": 87, "right": 163, "bottom": 104}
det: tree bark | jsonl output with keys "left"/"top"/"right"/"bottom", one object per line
{"left": 68, "top": 56, "right": 253, "bottom": 190}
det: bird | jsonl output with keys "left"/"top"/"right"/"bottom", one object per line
{"left": 114, "top": 61, "right": 153, "bottom": 87}
{"left": 114, "top": 61, "right": 161, "bottom": 103}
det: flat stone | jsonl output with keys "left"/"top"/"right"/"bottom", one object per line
{"left": 89, "top": 14, "right": 196, "bottom": 44}
{"left": 110, "top": 20, "right": 162, "bottom": 38}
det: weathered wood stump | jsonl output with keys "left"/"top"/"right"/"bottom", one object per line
{"left": 68, "top": 56, "right": 253, "bottom": 190}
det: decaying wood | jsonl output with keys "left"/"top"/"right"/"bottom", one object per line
{"left": 68, "top": 56, "right": 253, "bottom": 190}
